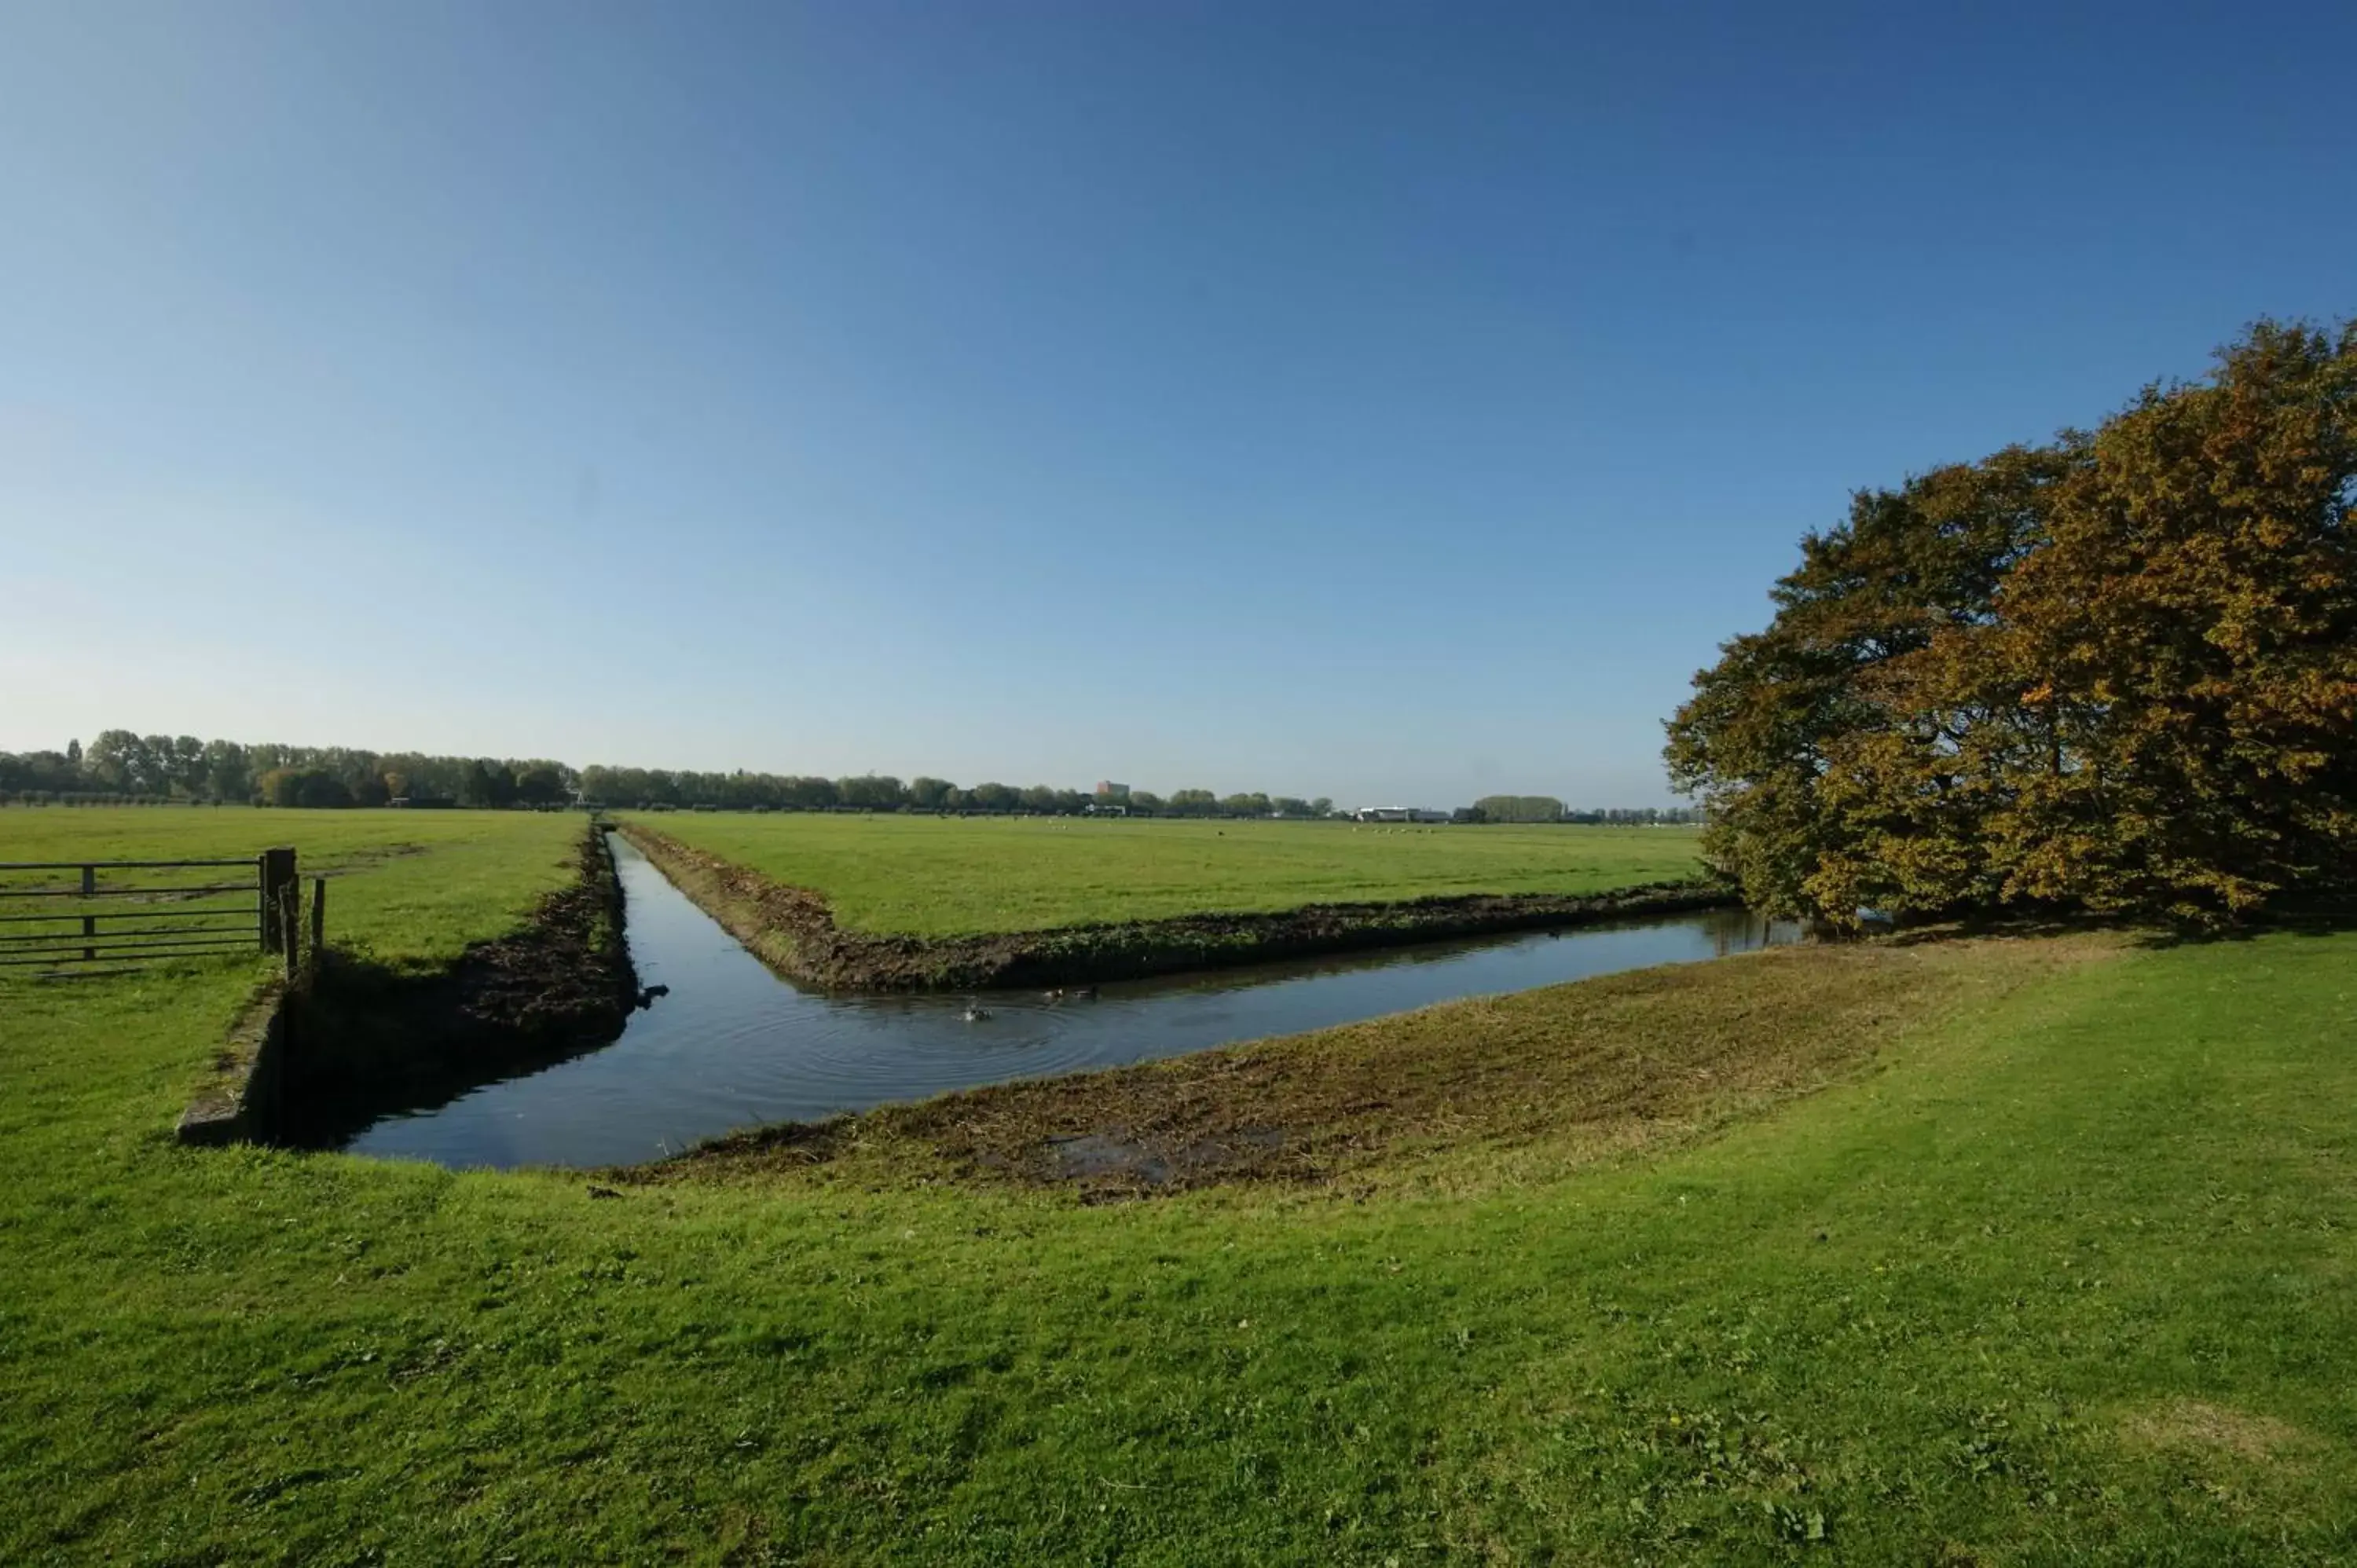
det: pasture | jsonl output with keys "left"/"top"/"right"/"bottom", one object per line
{"left": 4, "top": 915, "right": 2355, "bottom": 1559}
{"left": 0, "top": 806, "right": 585, "bottom": 971}
{"left": 615, "top": 812, "right": 1707, "bottom": 936}
{"left": 6, "top": 804, "right": 2355, "bottom": 1559}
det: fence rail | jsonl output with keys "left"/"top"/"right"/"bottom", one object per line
{"left": 0, "top": 854, "right": 299, "bottom": 970}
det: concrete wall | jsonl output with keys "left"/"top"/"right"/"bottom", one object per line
{"left": 175, "top": 980, "right": 291, "bottom": 1146}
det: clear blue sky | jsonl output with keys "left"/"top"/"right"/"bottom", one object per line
{"left": 4, "top": 1, "right": 2351, "bottom": 805}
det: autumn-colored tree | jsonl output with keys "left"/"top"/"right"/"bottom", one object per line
{"left": 1667, "top": 318, "right": 2357, "bottom": 929}
{"left": 1665, "top": 442, "right": 2080, "bottom": 921}
{"left": 1986, "top": 320, "right": 2357, "bottom": 920}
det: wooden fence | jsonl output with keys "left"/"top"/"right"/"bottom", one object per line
{"left": 0, "top": 849, "right": 305, "bottom": 971}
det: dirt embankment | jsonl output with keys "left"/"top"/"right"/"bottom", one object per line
{"left": 651, "top": 933, "right": 2118, "bottom": 1199}
{"left": 279, "top": 826, "right": 640, "bottom": 1141}
{"left": 618, "top": 822, "right": 1738, "bottom": 991}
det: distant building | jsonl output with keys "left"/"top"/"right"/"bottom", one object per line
{"left": 1353, "top": 805, "right": 1450, "bottom": 823}
{"left": 1094, "top": 781, "right": 1131, "bottom": 800}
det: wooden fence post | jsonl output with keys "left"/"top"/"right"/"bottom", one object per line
{"left": 282, "top": 882, "right": 300, "bottom": 983}
{"left": 260, "top": 848, "right": 297, "bottom": 954}
{"left": 310, "top": 877, "right": 325, "bottom": 955}
{"left": 81, "top": 863, "right": 96, "bottom": 962}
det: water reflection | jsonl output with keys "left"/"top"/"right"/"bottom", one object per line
{"left": 344, "top": 836, "right": 1798, "bottom": 1170}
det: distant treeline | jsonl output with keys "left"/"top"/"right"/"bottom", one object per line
{"left": 0, "top": 739, "right": 1347, "bottom": 817}
{"left": 579, "top": 771, "right": 1343, "bottom": 819}
{"left": 1470, "top": 794, "right": 1571, "bottom": 823}
{"left": 0, "top": 731, "right": 1692, "bottom": 822}
{"left": 0, "top": 732, "right": 572, "bottom": 809}
{"left": 1453, "top": 796, "right": 1699, "bottom": 825}
{"left": 1553, "top": 807, "right": 1700, "bottom": 826}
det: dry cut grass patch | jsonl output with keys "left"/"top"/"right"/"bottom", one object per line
{"left": 2121, "top": 1399, "right": 2313, "bottom": 1462}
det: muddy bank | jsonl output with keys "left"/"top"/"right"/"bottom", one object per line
{"left": 619, "top": 822, "right": 1737, "bottom": 991}
{"left": 647, "top": 934, "right": 2115, "bottom": 1199}
{"left": 277, "top": 826, "right": 641, "bottom": 1144}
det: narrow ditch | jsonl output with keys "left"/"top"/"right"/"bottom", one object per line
{"left": 336, "top": 833, "right": 1797, "bottom": 1170}
{"left": 272, "top": 826, "right": 643, "bottom": 1149}
{"left": 620, "top": 820, "right": 1740, "bottom": 990}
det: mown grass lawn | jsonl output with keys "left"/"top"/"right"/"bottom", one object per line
{"left": 0, "top": 806, "right": 587, "bottom": 972}
{"left": 615, "top": 813, "right": 1706, "bottom": 936}
{"left": 4, "top": 909, "right": 2355, "bottom": 1562}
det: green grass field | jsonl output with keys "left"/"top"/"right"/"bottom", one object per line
{"left": 5, "top": 884, "right": 2356, "bottom": 1558}
{"left": 615, "top": 813, "right": 1707, "bottom": 935}
{"left": 0, "top": 807, "right": 587, "bottom": 972}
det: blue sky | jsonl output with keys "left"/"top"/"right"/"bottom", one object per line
{"left": 3, "top": 1, "right": 2351, "bottom": 805}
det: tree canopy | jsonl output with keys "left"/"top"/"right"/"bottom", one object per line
{"left": 1666, "top": 319, "right": 2357, "bottom": 929}
{"left": 1, "top": 735, "right": 1369, "bottom": 820}
{"left": 1474, "top": 794, "right": 1568, "bottom": 823}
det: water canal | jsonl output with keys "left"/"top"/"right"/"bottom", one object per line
{"left": 345, "top": 834, "right": 1799, "bottom": 1169}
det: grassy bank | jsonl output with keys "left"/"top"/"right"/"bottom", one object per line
{"left": 621, "top": 818, "right": 1721, "bottom": 989}
{"left": 0, "top": 806, "right": 592, "bottom": 973}
{"left": 668, "top": 932, "right": 2107, "bottom": 1197}
{"left": 0, "top": 806, "right": 627, "bottom": 1147}
{"left": 6, "top": 910, "right": 2357, "bottom": 1560}
{"left": 617, "top": 812, "right": 1706, "bottom": 936}
{"left": 280, "top": 825, "right": 637, "bottom": 1142}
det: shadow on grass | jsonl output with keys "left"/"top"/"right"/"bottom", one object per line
{"left": 2142, "top": 899, "right": 2357, "bottom": 947}
{"left": 275, "top": 947, "right": 643, "bottom": 1149}
{"left": 1878, "top": 900, "right": 2357, "bottom": 953}
{"left": 273, "top": 829, "right": 642, "bottom": 1150}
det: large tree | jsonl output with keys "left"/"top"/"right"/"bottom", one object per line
{"left": 1666, "top": 318, "right": 2356, "bottom": 929}
{"left": 1986, "top": 320, "right": 2357, "bottom": 919}
{"left": 966, "top": 782, "right": 1018, "bottom": 812}
{"left": 1474, "top": 794, "right": 1569, "bottom": 823}
{"left": 1666, "top": 442, "right": 2075, "bottom": 921}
